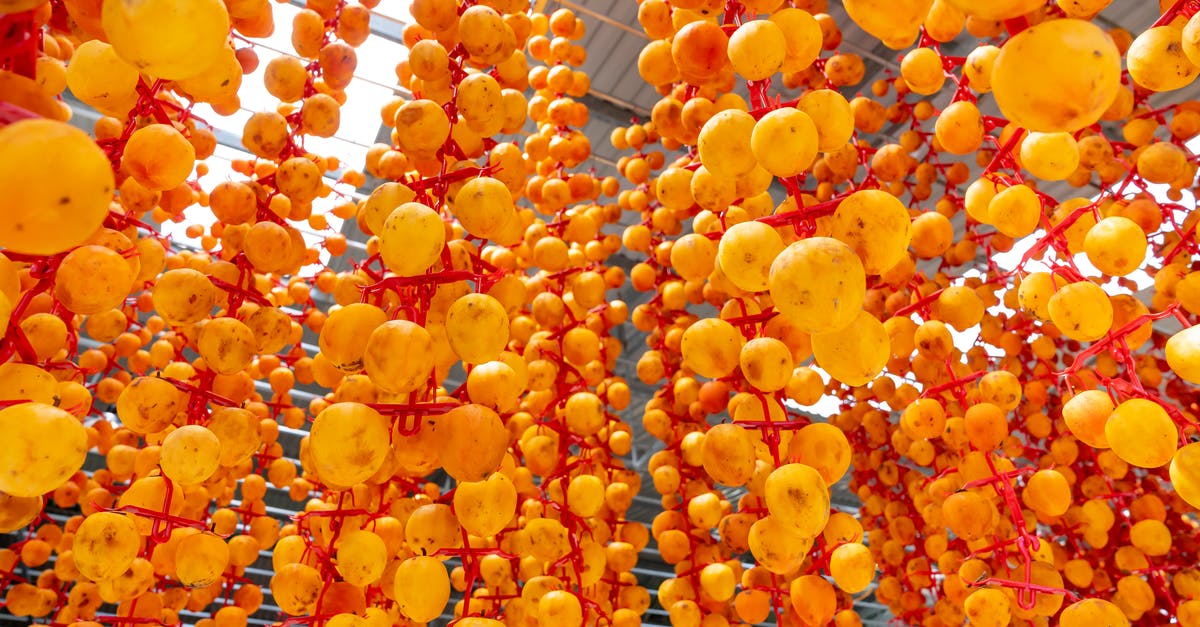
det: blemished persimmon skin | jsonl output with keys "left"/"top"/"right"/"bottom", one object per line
{"left": 671, "top": 20, "right": 729, "bottom": 83}
{"left": 991, "top": 18, "right": 1123, "bottom": 132}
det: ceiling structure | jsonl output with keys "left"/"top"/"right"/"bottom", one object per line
{"left": 4, "top": 2, "right": 1196, "bottom": 627}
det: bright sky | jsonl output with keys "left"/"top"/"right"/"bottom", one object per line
{"left": 164, "top": 2, "right": 418, "bottom": 269}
